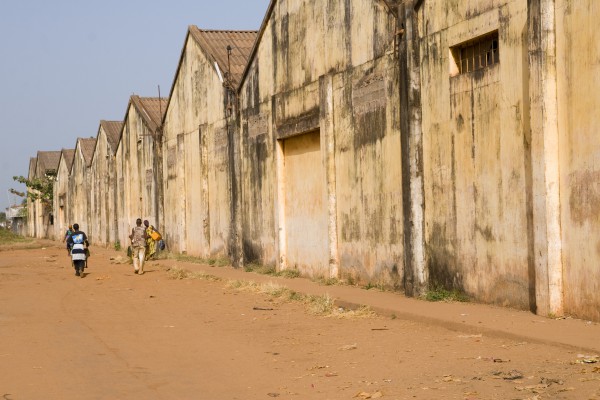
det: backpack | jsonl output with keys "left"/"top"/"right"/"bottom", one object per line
{"left": 131, "top": 226, "right": 146, "bottom": 247}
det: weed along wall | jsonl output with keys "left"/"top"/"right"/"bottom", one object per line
{"left": 238, "top": 0, "right": 403, "bottom": 286}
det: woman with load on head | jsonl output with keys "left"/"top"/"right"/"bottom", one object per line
{"left": 143, "top": 219, "right": 162, "bottom": 260}
{"left": 66, "top": 223, "right": 89, "bottom": 278}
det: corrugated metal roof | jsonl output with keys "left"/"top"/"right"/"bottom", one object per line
{"left": 36, "top": 151, "right": 61, "bottom": 175}
{"left": 78, "top": 138, "right": 97, "bottom": 167}
{"left": 100, "top": 120, "right": 123, "bottom": 154}
{"left": 189, "top": 26, "right": 257, "bottom": 86}
{"left": 131, "top": 96, "right": 168, "bottom": 133}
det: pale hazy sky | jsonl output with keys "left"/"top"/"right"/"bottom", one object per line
{"left": 0, "top": 0, "right": 270, "bottom": 212}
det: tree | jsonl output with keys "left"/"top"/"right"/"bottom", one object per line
{"left": 12, "top": 171, "right": 57, "bottom": 208}
{"left": 0, "top": 212, "right": 6, "bottom": 223}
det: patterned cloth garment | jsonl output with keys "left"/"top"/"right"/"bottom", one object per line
{"left": 70, "top": 233, "right": 87, "bottom": 261}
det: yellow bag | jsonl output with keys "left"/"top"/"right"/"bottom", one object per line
{"left": 150, "top": 230, "right": 162, "bottom": 241}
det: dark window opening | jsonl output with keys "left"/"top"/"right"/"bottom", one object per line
{"left": 451, "top": 31, "right": 499, "bottom": 75}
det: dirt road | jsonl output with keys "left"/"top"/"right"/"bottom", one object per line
{"left": 1, "top": 241, "right": 599, "bottom": 399}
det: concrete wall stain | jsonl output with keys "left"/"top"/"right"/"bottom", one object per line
{"left": 426, "top": 223, "right": 464, "bottom": 292}
{"left": 569, "top": 169, "right": 600, "bottom": 225}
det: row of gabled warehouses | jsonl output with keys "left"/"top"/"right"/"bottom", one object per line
{"left": 25, "top": 0, "right": 600, "bottom": 322}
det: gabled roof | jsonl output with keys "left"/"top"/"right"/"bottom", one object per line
{"left": 238, "top": 0, "right": 398, "bottom": 89}
{"left": 77, "top": 138, "right": 97, "bottom": 168}
{"left": 162, "top": 26, "right": 257, "bottom": 125}
{"left": 36, "top": 151, "right": 61, "bottom": 176}
{"left": 100, "top": 120, "right": 123, "bottom": 154}
{"left": 60, "top": 149, "right": 76, "bottom": 171}
{"left": 28, "top": 157, "right": 37, "bottom": 179}
{"left": 189, "top": 26, "right": 257, "bottom": 86}
{"left": 130, "top": 96, "right": 168, "bottom": 133}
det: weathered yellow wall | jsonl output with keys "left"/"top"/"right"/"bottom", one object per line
{"left": 116, "top": 103, "right": 160, "bottom": 246}
{"left": 53, "top": 156, "right": 71, "bottom": 242}
{"left": 116, "top": 142, "right": 127, "bottom": 248}
{"left": 69, "top": 144, "right": 90, "bottom": 234}
{"left": 419, "top": 0, "right": 532, "bottom": 308}
{"left": 332, "top": 57, "right": 403, "bottom": 284}
{"left": 116, "top": 118, "right": 139, "bottom": 247}
{"left": 555, "top": 0, "right": 600, "bottom": 321}
{"left": 162, "top": 34, "right": 232, "bottom": 258}
{"left": 90, "top": 130, "right": 107, "bottom": 245}
{"left": 88, "top": 127, "right": 119, "bottom": 247}
{"left": 239, "top": 0, "right": 403, "bottom": 284}
{"left": 106, "top": 143, "right": 118, "bottom": 246}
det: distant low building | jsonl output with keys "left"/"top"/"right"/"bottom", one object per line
{"left": 6, "top": 205, "right": 26, "bottom": 235}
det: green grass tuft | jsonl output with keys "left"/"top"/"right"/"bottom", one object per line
{"left": 423, "top": 286, "right": 470, "bottom": 302}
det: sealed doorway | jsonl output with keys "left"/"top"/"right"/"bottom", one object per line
{"left": 282, "top": 130, "right": 328, "bottom": 276}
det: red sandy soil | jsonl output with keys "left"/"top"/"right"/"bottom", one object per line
{"left": 1, "top": 240, "right": 599, "bottom": 400}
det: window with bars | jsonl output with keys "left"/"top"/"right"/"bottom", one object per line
{"left": 450, "top": 31, "right": 499, "bottom": 75}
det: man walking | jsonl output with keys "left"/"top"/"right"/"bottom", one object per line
{"left": 129, "top": 218, "right": 148, "bottom": 275}
{"left": 67, "top": 223, "right": 88, "bottom": 278}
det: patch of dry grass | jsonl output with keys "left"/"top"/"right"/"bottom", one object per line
{"left": 159, "top": 252, "right": 230, "bottom": 267}
{"left": 164, "top": 264, "right": 374, "bottom": 319}
{"left": 277, "top": 269, "right": 301, "bottom": 279}
{"left": 0, "top": 230, "right": 40, "bottom": 251}
{"left": 225, "top": 279, "right": 375, "bottom": 319}
{"left": 243, "top": 263, "right": 302, "bottom": 279}
{"left": 313, "top": 276, "right": 344, "bottom": 286}
{"left": 166, "top": 267, "right": 222, "bottom": 282}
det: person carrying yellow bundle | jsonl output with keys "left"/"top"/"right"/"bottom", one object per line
{"left": 143, "top": 220, "right": 161, "bottom": 260}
